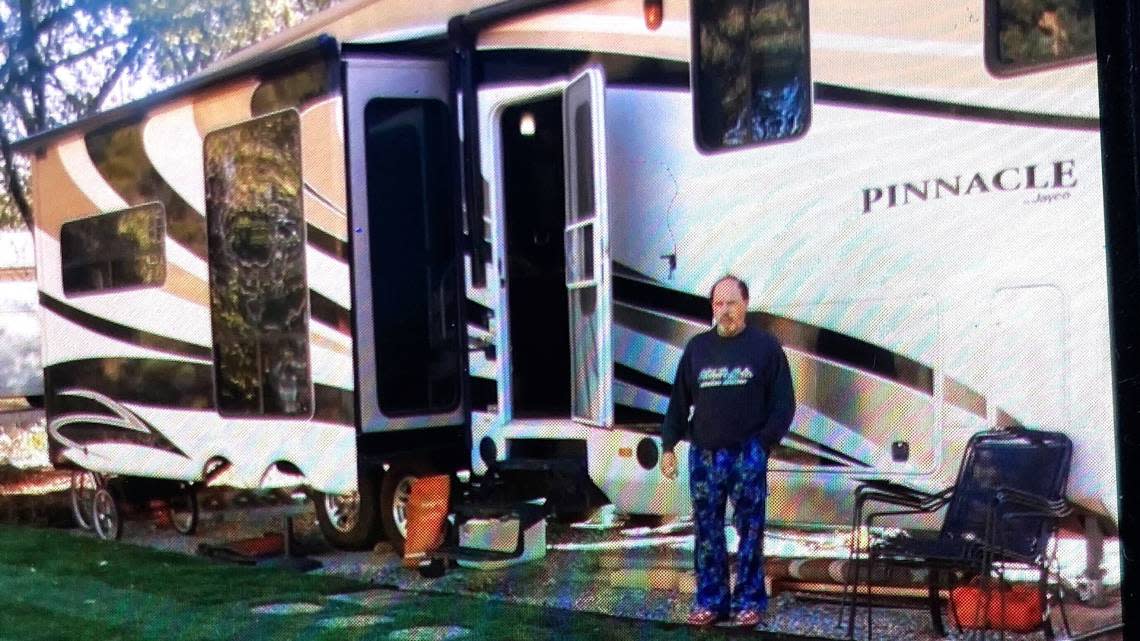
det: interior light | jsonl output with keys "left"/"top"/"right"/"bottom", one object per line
{"left": 519, "top": 111, "right": 537, "bottom": 136}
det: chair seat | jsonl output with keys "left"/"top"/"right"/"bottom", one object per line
{"left": 875, "top": 536, "right": 982, "bottom": 565}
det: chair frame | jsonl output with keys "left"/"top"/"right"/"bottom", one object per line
{"left": 838, "top": 427, "right": 1073, "bottom": 641}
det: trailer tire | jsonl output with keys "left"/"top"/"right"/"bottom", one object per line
{"left": 69, "top": 470, "right": 102, "bottom": 531}
{"left": 92, "top": 487, "right": 123, "bottom": 541}
{"left": 167, "top": 482, "right": 199, "bottom": 535}
{"left": 380, "top": 461, "right": 437, "bottom": 556}
{"left": 313, "top": 472, "right": 382, "bottom": 550}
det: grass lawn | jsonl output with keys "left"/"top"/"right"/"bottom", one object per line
{"left": 0, "top": 525, "right": 824, "bottom": 641}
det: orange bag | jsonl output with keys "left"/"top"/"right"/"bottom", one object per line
{"left": 949, "top": 583, "right": 989, "bottom": 630}
{"left": 950, "top": 581, "right": 1043, "bottom": 633}
{"left": 402, "top": 474, "right": 450, "bottom": 568}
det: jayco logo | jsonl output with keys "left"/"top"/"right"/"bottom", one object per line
{"left": 861, "top": 160, "right": 1077, "bottom": 214}
{"left": 698, "top": 366, "right": 754, "bottom": 388}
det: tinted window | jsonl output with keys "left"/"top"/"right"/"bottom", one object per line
{"left": 692, "top": 0, "right": 811, "bottom": 151}
{"left": 365, "top": 98, "right": 461, "bottom": 416}
{"left": 204, "top": 110, "right": 311, "bottom": 418}
{"left": 572, "top": 103, "right": 594, "bottom": 221}
{"left": 987, "top": 0, "right": 1095, "bottom": 74}
{"left": 60, "top": 203, "right": 166, "bottom": 295}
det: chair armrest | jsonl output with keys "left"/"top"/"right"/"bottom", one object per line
{"left": 976, "top": 492, "right": 1071, "bottom": 563}
{"left": 994, "top": 488, "right": 1070, "bottom": 518}
{"left": 857, "top": 479, "right": 953, "bottom": 508}
{"left": 858, "top": 487, "right": 952, "bottom": 514}
{"left": 864, "top": 502, "right": 944, "bottom": 529}
{"left": 855, "top": 479, "right": 951, "bottom": 502}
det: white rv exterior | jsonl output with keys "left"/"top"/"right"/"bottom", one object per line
{"left": 465, "top": 0, "right": 1114, "bottom": 532}
{"left": 15, "top": 0, "right": 1115, "bottom": 560}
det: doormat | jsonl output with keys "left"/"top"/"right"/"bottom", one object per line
{"left": 197, "top": 532, "right": 321, "bottom": 571}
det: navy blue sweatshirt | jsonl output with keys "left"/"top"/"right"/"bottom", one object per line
{"left": 661, "top": 325, "right": 795, "bottom": 453}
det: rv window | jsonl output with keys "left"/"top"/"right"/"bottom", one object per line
{"left": 364, "top": 98, "right": 461, "bottom": 417}
{"left": 572, "top": 103, "right": 595, "bottom": 221}
{"left": 986, "top": 0, "right": 1095, "bottom": 74}
{"left": 692, "top": 0, "right": 811, "bottom": 152}
{"left": 204, "top": 110, "right": 312, "bottom": 418}
{"left": 59, "top": 203, "right": 166, "bottom": 296}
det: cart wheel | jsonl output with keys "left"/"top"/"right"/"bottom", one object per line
{"left": 92, "top": 487, "right": 122, "bottom": 540}
{"left": 69, "top": 470, "right": 102, "bottom": 531}
{"left": 167, "top": 482, "right": 199, "bottom": 535}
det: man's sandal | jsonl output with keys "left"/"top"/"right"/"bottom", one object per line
{"left": 687, "top": 608, "right": 719, "bottom": 626}
{"left": 732, "top": 609, "right": 765, "bottom": 627}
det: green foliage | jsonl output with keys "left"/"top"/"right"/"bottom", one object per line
{"left": 995, "top": 0, "right": 1095, "bottom": 67}
{"left": 0, "top": 188, "right": 25, "bottom": 230}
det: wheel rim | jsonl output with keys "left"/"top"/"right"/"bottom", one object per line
{"left": 69, "top": 471, "right": 98, "bottom": 530}
{"left": 324, "top": 491, "right": 361, "bottom": 534}
{"left": 92, "top": 489, "right": 119, "bottom": 540}
{"left": 392, "top": 476, "right": 415, "bottom": 538}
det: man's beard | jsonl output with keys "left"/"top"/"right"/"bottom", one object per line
{"left": 716, "top": 318, "right": 743, "bottom": 336}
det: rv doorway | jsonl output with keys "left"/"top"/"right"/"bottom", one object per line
{"left": 501, "top": 97, "right": 572, "bottom": 418}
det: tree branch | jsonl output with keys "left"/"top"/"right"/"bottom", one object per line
{"left": 0, "top": 128, "right": 35, "bottom": 231}
{"left": 44, "top": 32, "right": 134, "bottom": 69}
{"left": 89, "top": 32, "right": 149, "bottom": 113}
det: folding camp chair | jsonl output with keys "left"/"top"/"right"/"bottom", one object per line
{"left": 840, "top": 427, "right": 1072, "bottom": 641}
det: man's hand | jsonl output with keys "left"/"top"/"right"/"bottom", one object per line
{"left": 661, "top": 450, "right": 678, "bottom": 480}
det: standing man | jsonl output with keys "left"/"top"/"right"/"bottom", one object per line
{"left": 660, "top": 275, "right": 795, "bottom": 627}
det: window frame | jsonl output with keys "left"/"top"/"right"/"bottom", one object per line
{"left": 203, "top": 108, "right": 313, "bottom": 420}
{"left": 362, "top": 96, "right": 463, "bottom": 419}
{"left": 59, "top": 202, "right": 168, "bottom": 297}
{"left": 689, "top": 0, "right": 813, "bottom": 154}
{"left": 983, "top": 0, "right": 1097, "bottom": 77}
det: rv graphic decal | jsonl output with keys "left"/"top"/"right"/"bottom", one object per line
{"left": 612, "top": 271, "right": 933, "bottom": 394}
{"left": 861, "top": 159, "right": 1078, "bottom": 213}
{"left": 814, "top": 84, "right": 1100, "bottom": 130}
{"left": 48, "top": 388, "right": 188, "bottom": 458}
{"left": 610, "top": 268, "right": 1021, "bottom": 472}
{"left": 45, "top": 359, "right": 355, "bottom": 427}
{"left": 40, "top": 293, "right": 212, "bottom": 360}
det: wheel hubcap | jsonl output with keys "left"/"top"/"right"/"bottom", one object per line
{"left": 94, "top": 491, "right": 115, "bottom": 534}
{"left": 393, "top": 476, "right": 415, "bottom": 538}
{"left": 325, "top": 492, "right": 360, "bottom": 533}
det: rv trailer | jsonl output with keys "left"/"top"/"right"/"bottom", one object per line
{"left": 15, "top": 0, "right": 1115, "bottom": 589}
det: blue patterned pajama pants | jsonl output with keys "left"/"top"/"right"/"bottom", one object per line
{"left": 688, "top": 434, "right": 769, "bottom": 616}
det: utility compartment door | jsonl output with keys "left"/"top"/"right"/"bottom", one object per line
{"left": 990, "top": 286, "right": 1068, "bottom": 429}
{"left": 345, "top": 55, "right": 466, "bottom": 433}
{"left": 563, "top": 66, "right": 612, "bottom": 427}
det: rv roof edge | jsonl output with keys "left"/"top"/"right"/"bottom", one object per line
{"left": 10, "top": 34, "right": 341, "bottom": 156}
{"left": 460, "top": 0, "right": 582, "bottom": 32}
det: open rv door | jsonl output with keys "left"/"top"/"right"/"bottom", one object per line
{"left": 563, "top": 66, "right": 612, "bottom": 427}
{"left": 344, "top": 54, "right": 466, "bottom": 435}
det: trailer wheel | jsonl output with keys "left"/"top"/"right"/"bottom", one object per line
{"left": 69, "top": 470, "right": 102, "bottom": 531}
{"left": 167, "top": 482, "right": 199, "bottom": 535}
{"left": 92, "top": 487, "right": 122, "bottom": 541}
{"left": 380, "top": 461, "right": 436, "bottom": 555}
{"left": 313, "top": 472, "right": 382, "bottom": 550}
